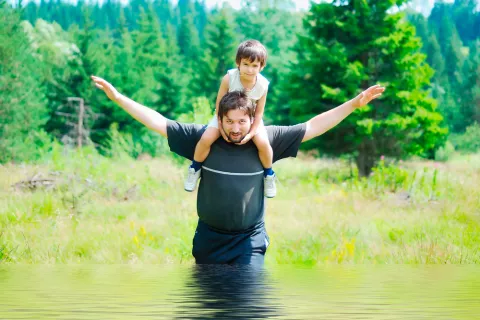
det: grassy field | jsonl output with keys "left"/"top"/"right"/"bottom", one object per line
{"left": 1, "top": 145, "right": 479, "bottom": 264}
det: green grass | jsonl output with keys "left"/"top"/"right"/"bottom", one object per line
{"left": 1, "top": 147, "right": 479, "bottom": 264}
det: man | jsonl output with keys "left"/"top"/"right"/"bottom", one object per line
{"left": 91, "top": 75, "right": 385, "bottom": 265}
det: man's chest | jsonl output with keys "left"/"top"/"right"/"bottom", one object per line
{"left": 203, "top": 143, "right": 263, "bottom": 175}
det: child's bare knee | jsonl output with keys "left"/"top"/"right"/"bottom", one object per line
{"left": 200, "top": 129, "right": 220, "bottom": 145}
{"left": 254, "top": 136, "right": 272, "bottom": 152}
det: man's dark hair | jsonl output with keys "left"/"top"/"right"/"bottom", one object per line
{"left": 218, "top": 91, "right": 255, "bottom": 120}
{"left": 235, "top": 40, "right": 268, "bottom": 67}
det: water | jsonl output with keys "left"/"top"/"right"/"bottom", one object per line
{"left": 1, "top": 265, "right": 479, "bottom": 319}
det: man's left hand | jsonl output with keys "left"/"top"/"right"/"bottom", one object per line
{"left": 354, "top": 84, "right": 386, "bottom": 108}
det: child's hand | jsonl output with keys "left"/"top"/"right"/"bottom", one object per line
{"left": 237, "top": 133, "right": 253, "bottom": 145}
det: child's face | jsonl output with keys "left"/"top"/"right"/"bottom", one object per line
{"left": 237, "top": 58, "right": 264, "bottom": 80}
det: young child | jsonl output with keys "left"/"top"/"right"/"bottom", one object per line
{"left": 184, "top": 39, "right": 276, "bottom": 198}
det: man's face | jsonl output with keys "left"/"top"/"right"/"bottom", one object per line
{"left": 219, "top": 109, "right": 253, "bottom": 143}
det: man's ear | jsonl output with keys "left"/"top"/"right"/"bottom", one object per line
{"left": 260, "top": 64, "right": 266, "bottom": 71}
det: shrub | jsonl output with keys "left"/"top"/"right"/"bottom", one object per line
{"left": 450, "top": 123, "right": 480, "bottom": 154}
{"left": 435, "top": 141, "right": 455, "bottom": 162}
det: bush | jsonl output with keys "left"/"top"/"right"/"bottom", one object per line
{"left": 368, "top": 159, "right": 411, "bottom": 193}
{"left": 450, "top": 123, "right": 480, "bottom": 154}
{"left": 103, "top": 123, "right": 169, "bottom": 160}
{"left": 177, "top": 97, "right": 214, "bottom": 125}
{"left": 435, "top": 141, "right": 455, "bottom": 162}
{"left": 0, "top": 130, "right": 53, "bottom": 164}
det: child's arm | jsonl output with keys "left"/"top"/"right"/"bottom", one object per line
{"left": 215, "top": 74, "right": 230, "bottom": 115}
{"left": 250, "top": 92, "right": 267, "bottom": 135}
{"left": 237, "top": 92, "right": 267, "bottom": 145}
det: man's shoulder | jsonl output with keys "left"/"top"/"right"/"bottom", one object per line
{"left": 266, "top": 123, "right": 307, "bottom": 163}
{"left": 167, "top": 120, "right": 206, "bottom": 138}
{"left": 265, "top": 123, "right": 306, "bottom": 143}
{"left": 265, "top": 123, "right": 306, "bottom": 135}
{"left": 166, "top": 120, "right": 207, "bottom": 161}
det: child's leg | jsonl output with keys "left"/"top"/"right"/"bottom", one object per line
{"left": 185, "top": 120, "right": 220, "bottom": 192}
{"left": 253, "top": 124, "right": 276, "bottom": 198}
{"left": 193, "top": 127, "right": 221, "bottom": 163}
{"left": 252, "top": 125, "right": 273, "bottom": 171}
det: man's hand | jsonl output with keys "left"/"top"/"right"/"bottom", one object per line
{"left": 91, "top": 75, "right": 121, "bottom": 102}
{"left": 354, "top": 84, "right": 385, "bottom": 108}
{"left": 91, "top": 75, "right": 168, "bottom": 137}
{"left": 302, "top": 84, "right": 386, "bottom": 143}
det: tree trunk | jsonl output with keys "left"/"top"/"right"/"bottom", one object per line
{"left": 355, "top": 141, "right": 376, "bottom": 177}
{"left": 77, "top": 98, "right": 84, "bottom": 149}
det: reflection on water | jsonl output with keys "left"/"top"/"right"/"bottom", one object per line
{"left": 176, "top": 264, "right": 281, "bottom": 319}
{"left": 0, "top": 265, "right": 479, "bottom": 319}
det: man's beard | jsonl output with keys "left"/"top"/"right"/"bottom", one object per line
{"left": 227, "top": 132, "right": 244, "bottom": 143}
{"left": 222, "top": 125, "right": 245, "bottom": 143}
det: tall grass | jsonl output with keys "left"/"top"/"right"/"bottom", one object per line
{"left": 1, "top": 143, "right": 479, "bottom": 264}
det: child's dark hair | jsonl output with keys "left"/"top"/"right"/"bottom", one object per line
{"left": 218, "top": 91, "right": 255, "bottom": 120}
{"left": 235, "top": 40, "right": 268, "bottom": 67}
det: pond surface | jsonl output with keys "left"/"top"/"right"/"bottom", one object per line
{"left": 1, "top": 265, "right": 479, "bottom": 319}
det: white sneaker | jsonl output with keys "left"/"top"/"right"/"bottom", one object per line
{"left": 184, "top": 167, "right": 201, "bottom": 192}
{"left": 264, "top": 174, "right": 277, "bottom": 198}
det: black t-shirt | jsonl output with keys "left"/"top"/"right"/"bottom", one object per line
{"left": 167, "top": 120, "right": 306, "bottom": 232}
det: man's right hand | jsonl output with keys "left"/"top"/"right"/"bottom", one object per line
{"left": 90, "top": 75, "right": 168, "bottom": 137}
{"left": 91, "top": 76, "right": 121, "bottom": 102}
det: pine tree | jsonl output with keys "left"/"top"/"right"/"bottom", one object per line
{"left": 36, "top": 6, "right": 100, "bottom": 142}
{"left": 407, "top": 12, "right": 429, "bottom": 44}
{"left": 130, "top": 4, "right": 185, "bottom": 119}
{"left": 176, "top": 0, "right": 200, "bottom": 60}
{"left": 286, "top": 0, "right": 447, "bottom": 176}
{"left": 90, "top": 6, "right": 138, "bottom": 144}
{"left": 234, "top": 0, "right": 303, "bottom": 124}
{"left": 23, "top": 2, "right": 39, "bottom": 25}
{"left": 153, "top": 0, "right": 176, "bottom": 32}
{"left": 194, "top": 0, "right": 208, "bottom": 42}
{"left": 461, "top": 40, "right": 480, "bottom": 125}
{"left": 130, "top": 5, "right": 166, "bottom": 105}
{"left": 452, "top": 0, "right": 478, "bottom": 45}
{"left": 429, "top": 1, "right": 469, "bottom": 132}
{"left": 201, "top": 7, "right": 238, "bottom": 103}
{"left": 176, "top": 0, "right": 204, "bottom": 99}
{"left": 154, "top": 22, "right": 186, "bottom": 117}
{"left": 0, "top": 2, "right": 49, "bottom": 163}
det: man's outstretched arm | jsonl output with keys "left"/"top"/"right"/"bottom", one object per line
{"left": 302, "top": 85, "right": 385, "bottom": 142}
{"left": 91, "top": 76, "right": 168, "bottom": 137}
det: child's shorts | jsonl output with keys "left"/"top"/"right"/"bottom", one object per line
{"left": 207, "top": 116, "right": 220, "bottom": 129}
{"left": 207, "top": 116, "right": 266, "bottom": 136}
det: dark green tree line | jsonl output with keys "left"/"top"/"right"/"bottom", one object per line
{"left": 2, "top": 0, "right": 479, "bottom": 167}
